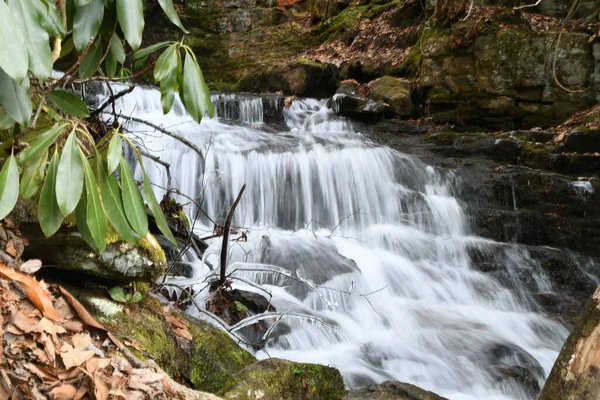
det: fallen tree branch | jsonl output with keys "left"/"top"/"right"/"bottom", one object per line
{"left": 219, "top": 185, "right": 246, "bottom": 285}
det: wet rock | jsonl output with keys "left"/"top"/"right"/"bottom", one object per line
{"left": 540, "top": 286, "right": 600, "bottom": 399}
{"left": 221, "top": 358, "right": 345, "bottom": 399}
{"left": 486, "top": 343, "right": 544, "bottom": 398}
{"left": 563, "top": 128, "right": 600, "bottom": 154}
{"left": 374, "top": 119, "right": 434, "bottom": 135}
{"left": 234, "top": 59, "right": 339, "bottom": 98}
{"left": 368, "top": 76, "right": 413, "bottom": 117}
{"left": 22, "top": 227, "right": 166, "bottom": 283}
{"left": 425, "top": 132, "right": 521, "bottom": 163}
{"left": 343, "top": 380, "right": 448, "bottom": 399}
{"left": 232, "top": 289, "right": 274, "bottom": 314}
{"left": 329, "top": 81, "right": 386, "bottom": 121}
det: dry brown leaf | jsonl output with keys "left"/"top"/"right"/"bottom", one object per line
{"left": 71, "top": 333, "right": 92, "bottom": 350}
{"left": 57, "top": 368, "right": 82, "bottom": 381}
{"left": 60, "top": 341, "right": 95, "bottom": 369}
{"left": 50, "top": 384, "right": 77, "bottom": 400}
{"left": 58, "top": 286, "right": 105, "bottom": 330}
{"left": 38, "top": 332, "right": 57, "bottom": 364}
{"left": 0, "top": 263, "right": 60, "bottom": 320}
{"left": 19, "top": 259, "right": 42, "bottom": 275}
{"left": 110, "top": 356, "right": 133, "bottom": 373}
{"left": 0, "top": 313, "right": 3, "bottom": 364}
{"left": 54, "top": 296, "right": 75, "bottom": 320}
{"left": 24, "top": 363, "right": 58, "bottom": 383}
{"left": 5, "top": 240, "right": 17, "bottom": 257}
{"left": 94, "top": 375, "right": 110, "bottom": 400}
{"left": 74, "top": 379, "right": 90, "bottom": 400}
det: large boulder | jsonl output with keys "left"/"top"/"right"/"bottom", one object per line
{"left": 343, "top": 381, "right": 448, "bottom": 399}
{"left": 540, "top": 285, "right": 600, "bottom": 399}
{"left": 221, "top": 358, "right": 346, "bottom": 399}
{"left": 368, "top": 76, "right": 414, "bottom": 117}
{"left": 22, "top": 226, "right": 166, "bottom": 282}
{"left": 329, "top": 80, "right": 386, "bottom": 121}
{"left": 68, "top": 286, "right": 257, "bottom": 394}
{"left": 234, "top": 58, "right": 339, "bottom": 98}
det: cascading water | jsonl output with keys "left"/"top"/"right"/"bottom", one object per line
{"left": 92, "top": 85, "right": 575, "bottom": 399}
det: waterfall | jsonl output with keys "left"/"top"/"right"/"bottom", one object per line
{"left": 93, "top": 85, "right": 575, "bottom": 400}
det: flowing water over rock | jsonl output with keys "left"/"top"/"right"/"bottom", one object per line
{"left": 92, "top": 86, "right": 575, "bottom": 400}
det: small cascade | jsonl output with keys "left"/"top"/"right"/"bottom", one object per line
{"left": 89, "top": 85, "right": 594, "bottom": 400}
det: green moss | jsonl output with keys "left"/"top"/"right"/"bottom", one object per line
{"left": 294, "top": 58, "right": 325, "bottom": 68}
{"left": 222, "top": 358, "right": 345, "bottom": 400}
{"left": 187, "top": 319, "right": 256, "bottom": 392}
{"left": 136, "top": 233, "right": 166, "bottom": 267}
{"left": 68, "top": 285, "right": 255, "bottom": 394}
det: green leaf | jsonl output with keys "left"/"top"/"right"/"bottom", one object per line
{"left": 81, "top": 153, "right": 107, "bottom": 252}
{"left": 73, "top": 0, "right": 104, "bottom": 53}
{"left": 108, "top": 286, "right": 128, "bottom": 302}
{"left": 18, "top": 123, "right": 66, "bottom": 168}
{"left": 78, "top": 37, "right": 102, "bottom": 79}
{"left": 8, "top": 0, "right": 53, "bottom": 82}
{"left": 48, "top": 90, "right": 90, "bottom": 118}
{"left": 0, "top": 69, "right": 32, "bottom": 127}
{"left": 161, "top": 86, "right": 176, "bottom": 115}
{"left": 133, "top": 42, "right": 170, "bottom": 61}
{"left": 59, "top": 37, "right": 75, "bottom": 59}
{"left": 106, "top": 33, "right": 125, "bottom": 78}
{"left": 96, "top": 156, "right": 138, "bottom": 244}
{"left": 116, "top": 0, "right": 144, "bottom": 51}
{"left": 0, "top": 155, "right": 20, "bottom": 220}
{"left": 157, "top": 0, "right": 188, "bottom": 33}
{"left": 131, "top": 291, "right": 143, "bottom": 303}
{"left": 140, "top": 163, "right": 176, "bottom": 245}
{"left": 75, "top": 0, "right": 93, "bottom": 6}
{"left": 38, "top": 150, "right": 64, "bottom": 237}
{"left": 106, "top": 133, "right": 122, "bottom": 174}
{"left": 0, "top": 110, "right": 15, "bottom": 130}
{"left": 181, "top": 52, "right": 214, "bottom": 123}
{"left": 20, "top": 148, "right": 48, "bottom": 199}
{"left": 0, "top": 0, "right": 29, "bottom": 83}
{"left": 154, "top": 44, "right": 178, "bottom": 84}
{"left": 75, "top": 193, "right": 96, "bottom": 249}
{"left": 56, "top": 131, "right": 84, "bottom": 216}
{"left": 34, "top": 0, "right": 66, "bottom": 38}
{"left": 119, "top": 158, "right": 148, "bottom": 237}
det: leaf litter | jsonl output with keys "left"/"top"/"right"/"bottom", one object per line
{"left": 0, "top": 261, "right": 220, "bottom": 399}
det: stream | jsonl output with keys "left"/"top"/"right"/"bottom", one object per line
{"left": 93, "top": 86, "right": 572, "bottom": 400}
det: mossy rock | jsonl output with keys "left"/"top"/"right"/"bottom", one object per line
{"left": 67, "top": 287, "right": 257, "bottom": 394}
{"left": 22, "top": 226, "right": 166, "bottom": 283}
{"left": 234, "top": 59, "right": 339, "bottom": 98}
{"left": 368, "top": 76, "right": 413, "bottom": 117}
{"left": 344, "top": 380, "right": 448, "bottom": 399}
{"left": 221, "top": 358, "right": 346, "bottom": 400}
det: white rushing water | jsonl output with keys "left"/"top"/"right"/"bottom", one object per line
{"left": 93, "top": 85, "right": 572, "bottom": 400}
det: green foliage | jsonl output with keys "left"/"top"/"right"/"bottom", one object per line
{"left": 0, "top": 155, "right": 20, "bottom": 219}
{"left": 108, "top": 285, "right": 143, "bottom": 303}
{"left": 0, "top": 0, "right": 212, "bottom": 251}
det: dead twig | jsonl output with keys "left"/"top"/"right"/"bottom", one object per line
{"left": 219, "top": 185, "right": 247, "bottom": 285}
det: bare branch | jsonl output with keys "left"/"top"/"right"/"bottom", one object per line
{"left": 219, "top": 185, "right": 247, "bottom": 285}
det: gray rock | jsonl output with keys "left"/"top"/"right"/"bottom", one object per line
{"left": 344, "top": 381, "right": 448, "bottom": 400}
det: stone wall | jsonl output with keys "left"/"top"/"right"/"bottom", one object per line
{"left": 422, "top": 31, "right": 600, "bottom": 128}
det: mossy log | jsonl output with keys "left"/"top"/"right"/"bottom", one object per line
{"left": 540, "top": 285, "right": 600, "bottom": 399}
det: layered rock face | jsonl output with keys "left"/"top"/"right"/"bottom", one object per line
{"left": 423, "top": 31, "right": 600, "bottom": 129}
